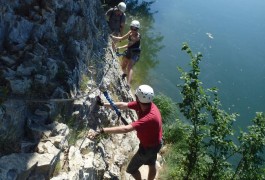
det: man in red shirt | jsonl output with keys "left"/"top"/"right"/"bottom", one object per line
{"left": 89, "top": 85, "right": 163, "bottom": 180}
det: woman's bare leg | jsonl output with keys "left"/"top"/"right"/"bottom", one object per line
{"left": 127, "top": 60, "right": 134, "bottom": 86}
{"left": 121, "top": 56, "right": 129, "bottom": 74}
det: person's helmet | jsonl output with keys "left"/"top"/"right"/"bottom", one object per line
{"left": 135, "top": 85, "right": 154, "bottom": 103}
{"left": 130, "top": 20, "right": 140, "bottom": 29}
{"left": 117, "top": 2, "right": 126, "bottom": 13}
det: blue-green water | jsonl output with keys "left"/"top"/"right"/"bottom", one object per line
{"left": 136, "top": 0, "right": 265, "bottom": 129}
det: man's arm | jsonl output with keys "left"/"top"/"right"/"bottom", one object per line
{"left": 87, "top": 124, "right": 134, "bottom": 139}
{"left": 105, "top": 8, "right": 112, "bottom": 21}
{"left": 103, "top": 124, "right": 134, "bottom": 134}
{"left": 103, "top": 102, "right": 129, "bottom": 110}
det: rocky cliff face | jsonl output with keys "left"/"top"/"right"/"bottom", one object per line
{"left": 0, "top": 0, "right": 138, "bottom": 179}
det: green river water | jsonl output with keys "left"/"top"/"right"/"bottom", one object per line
{"left": 130, "top": 0, "right": 265, "bottom": 129}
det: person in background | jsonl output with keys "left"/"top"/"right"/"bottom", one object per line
{"left": 89, "top": 85, "right": 163, "bottom": 180}
{"left": 102, "top": 0, "right": 124, "bottom": 7}
{"left": 110, "top": 20, "right": 141, "bottom": 90}
{"left": 105, "top": 2, "right": 126, "bottom": 36}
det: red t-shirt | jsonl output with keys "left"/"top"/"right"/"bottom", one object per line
{"left": 128, "top": 101, "right": 162, "bottom": 148}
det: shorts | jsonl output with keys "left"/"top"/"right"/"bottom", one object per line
{"left": 124, "top": 48, "right": 141, "bottom": 63}
{"left": 126, "top": 143, "right": 162, "bottom": 175}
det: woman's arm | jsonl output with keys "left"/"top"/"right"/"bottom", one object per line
{"left": 117, "top": 44, "right": 128, "bottom": 49}
{"left": 111, "top": 31, "right": 130, "bottom": 41}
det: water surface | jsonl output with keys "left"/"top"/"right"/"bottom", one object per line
{"left": 135, "top": 0, "right": 265, "bottom": 128}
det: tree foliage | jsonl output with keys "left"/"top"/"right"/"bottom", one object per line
{"left": 170, "top": 43, "right": 265, "bottom": 180}
{"left": 234, "top": 112, "right": 265, "bottom": 180}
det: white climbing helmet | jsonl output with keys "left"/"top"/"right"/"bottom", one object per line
{"left": 135, "top": 85, "right": 154, "bottom": 103}
{"left": 117, "top": 2, "right": 126, "bottom": 13}
{"left": 130, "top": 20, "right": 140, "bottom": 29}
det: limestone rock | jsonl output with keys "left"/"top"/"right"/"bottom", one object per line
{"left": 0, "top": 0, "right": 139, "bottom": 179}
{"left": 0, "top": 153, "right": 56, "bottom": 180}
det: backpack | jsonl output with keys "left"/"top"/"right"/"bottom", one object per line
{"left": 108, "top": 7, "right": 123, "bottom": 26}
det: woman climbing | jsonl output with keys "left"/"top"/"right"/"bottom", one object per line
{"left": 110, "top": 20, "right": 141, "bottom": 90}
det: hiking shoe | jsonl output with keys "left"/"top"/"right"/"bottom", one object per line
{"left": 122, "top": 73, "right": 127, "bottom": 80}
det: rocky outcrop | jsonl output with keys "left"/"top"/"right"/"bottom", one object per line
{"left": 0, "top": 0, "right": 107, "bottom": 147}
{"left": 0, "top": 0, "right": 138, "bottom": 179}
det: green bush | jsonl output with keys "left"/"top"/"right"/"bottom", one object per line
{"left": 154, "top": 94, "right": 190, "bottom": 179}
{"left": 163, "top": 120, "right": 188, "bottom": 144}
{"left": 153, "top": 94, "right": 178, "bottom": 124}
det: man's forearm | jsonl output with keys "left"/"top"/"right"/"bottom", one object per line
{"left": 103, "top": 102, "right": 128, "bottom": 109}
{"left": 102, "top": 125, "right": 134, "bottom": 134}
